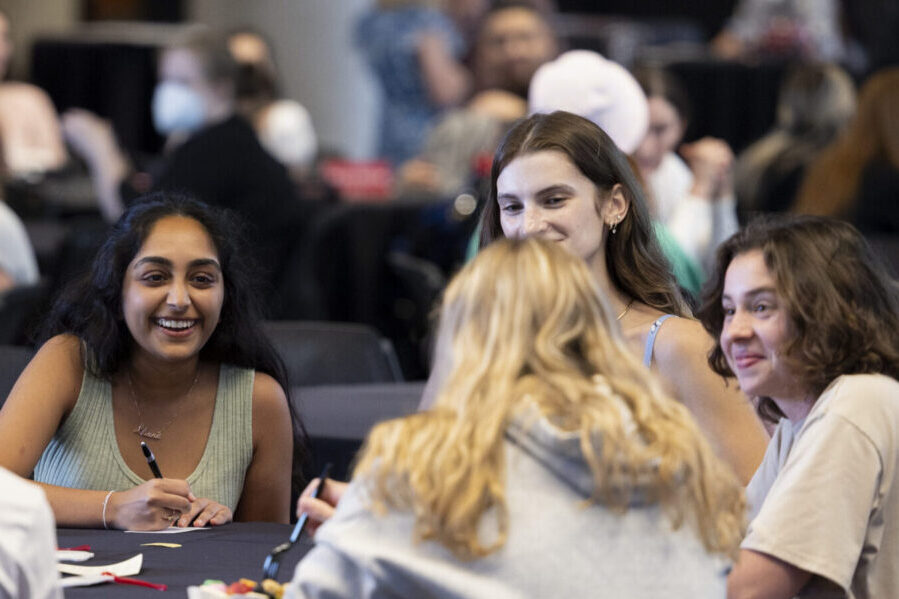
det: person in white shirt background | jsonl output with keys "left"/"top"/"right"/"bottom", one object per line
{"left": 632, "top": 65, "right": 740, "bottom": 275}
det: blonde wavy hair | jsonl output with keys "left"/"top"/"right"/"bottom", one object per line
{"left": 355, "top": 238, "right": 745, "bottom": 561}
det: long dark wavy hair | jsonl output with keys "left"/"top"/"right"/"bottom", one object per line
{"left": 480, "top": 110, "right": 690, "bottom": 316}
{"left": 698, "top": 215, "right": 899, "bottom": 422}
{"left": 40, "top": 192, "right": 308, "bottom": 490}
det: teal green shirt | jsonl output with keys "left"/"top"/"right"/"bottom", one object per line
{"left": 652, "top": 221, "right": 703, "bottom": 298}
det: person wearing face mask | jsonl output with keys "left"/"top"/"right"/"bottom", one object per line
{"left": 62, "top": 28, "right": 305, "bottom": 292}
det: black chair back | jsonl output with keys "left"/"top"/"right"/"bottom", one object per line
{"left": 0, "top": 345, "right": 34, "bottom": 407}
{"left": 263, "top": 321, "right": 403, "bottom": 388}
{"left": 868, "top": 234, "right": 899, "bottom": 278}
{"left": 293, "top": 382, "right": 425, "bottom": 482}
{"left": 0, "top": 282, "right": 48, "bottom": 345}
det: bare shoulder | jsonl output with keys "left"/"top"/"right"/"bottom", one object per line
{"left": 0, "top": 335, "right": 85, "bottom": 474}
{"left": 29, "top": 334, "right": 85, "bottom": 384}
{"left": 248, "top": 371, "right": 292, "bottom": 454}
{"left": 251, "top": 371, "right": 290, "bottom": 417}
{"left": 9, "top": 334, "right": 86, "bottom": 411}
{"left": 650, "top": 316, "right": 715, "bottom": 373}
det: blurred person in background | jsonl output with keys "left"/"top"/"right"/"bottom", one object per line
{"left": 735, "top": 63, "right": 856, "bottom": 219}
{"left": 0, "top": 9, "right": 67, "bottom": 179}
{"left": 0, "top": 190, "right": 38, "bottom": 293}
{"left": 711, "top": 0, "right": 848, "bottom": 63}
{"left": 357, "top": 0, "right": 474, "bottom": 167}
{"left": 61, "top": 28, "right": 305, "bottom": 292}
{"left": 0, "top": 11, "right": 41, "bottom": 292}
{"left": 396, "top": 0, "right": 558, "bottom": 198}
{"left": 470, "top": 0, "right": 558, "bottom": 100}
{"left": 228, "top": 28, "right": 318, "bottom": 185}
{"left": 632, "top": 66, "right": 740, "bottom": 276}
{"left": 794, "top": 67, "right": 899, "bottom": 235}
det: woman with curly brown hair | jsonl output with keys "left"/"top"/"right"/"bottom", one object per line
{"left": 697, "top": 215, "right": 899, "bottom": 598}
{"left": 289, "top": 237, "right": 745, "bottom": 597}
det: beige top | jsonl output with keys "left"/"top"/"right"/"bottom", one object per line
{"left": 743, "top": 374, "right": 899, "bottom": 599}
{"left": 34, "top": 364, "right": 254, "bottom": 512}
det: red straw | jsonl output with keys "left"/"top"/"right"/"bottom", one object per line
{"left": 57, "top": 545, "right": 91, "bottom": 551}
{"left": 102, "top": 572, "right": 167, "bottom": 591}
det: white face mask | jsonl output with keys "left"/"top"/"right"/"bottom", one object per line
{"left": 152, "top": 81, "right": 206, "bottom": 135}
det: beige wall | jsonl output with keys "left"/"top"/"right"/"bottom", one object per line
{"left": 189, "top": 0, "right": 379, "bottom": 159}
{"left": 3, "top": 0, "right": 379, "bottom": 158}
{"left": 2, "top": 0, "right": 79, "bottom": 78}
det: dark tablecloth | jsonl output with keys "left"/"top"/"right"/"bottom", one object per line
{"left": 57, "top": 522, "right": 313, "bottom": 597}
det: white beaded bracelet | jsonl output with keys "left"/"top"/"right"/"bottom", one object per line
{"left": 102, "top": 490, "right": 115, "bottom": 530}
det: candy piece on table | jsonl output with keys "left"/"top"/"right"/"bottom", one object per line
{"left": 261, "top": 578, "right": 286, "bottom": 598}
{"left": 187, "top": 577, "right": 279, "bottom": 598}
{"left": 226, "top": 581, "right": 254, "bottom": 594}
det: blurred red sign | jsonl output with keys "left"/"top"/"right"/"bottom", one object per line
{"left": 319, "top": 159, "right": 394, "bottom": 202}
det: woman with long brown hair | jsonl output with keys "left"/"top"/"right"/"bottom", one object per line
{"left": 478, "top": 110, "right": 768, "bottom": 483}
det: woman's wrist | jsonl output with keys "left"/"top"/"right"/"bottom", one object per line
{"left": 102, "top": 490, "right": 116, "bottom": 529}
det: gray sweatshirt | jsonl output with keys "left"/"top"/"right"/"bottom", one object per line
{"left": 286, "top": 411, "right": 730, "bottom": 598}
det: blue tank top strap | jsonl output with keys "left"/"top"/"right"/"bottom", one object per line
{"left": 642, "top": 314, "right": 676, "bottom": 367}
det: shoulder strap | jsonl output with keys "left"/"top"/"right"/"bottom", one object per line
{"left": 642, "top": 314, "right": 676, "bottom": 367}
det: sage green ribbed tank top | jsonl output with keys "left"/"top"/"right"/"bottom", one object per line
{"left": 34, "top": 364, "right": 254, "bottom": 512}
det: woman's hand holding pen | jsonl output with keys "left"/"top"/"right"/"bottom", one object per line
{"left": 134, "top": 441, "right": 230, "bottom": 528}
{"left": 107, "top": 478, "right": 195, "bottom": 531}
{"left": 296, "top": 477, "right": 348, "bottom": 536}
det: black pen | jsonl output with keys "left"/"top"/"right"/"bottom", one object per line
{"left": 140, "top": 441, "right": 164, "bottom": 479}
{"left": 289, "top": 463, "right": 332, "bottom": 544}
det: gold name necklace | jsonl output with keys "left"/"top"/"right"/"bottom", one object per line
{"left": 128, "top": 370, "right": 199, "bottom": 441}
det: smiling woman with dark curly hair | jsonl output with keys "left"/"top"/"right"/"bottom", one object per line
{"left": 0, "top": 192, "right": 305, "bottom": 531}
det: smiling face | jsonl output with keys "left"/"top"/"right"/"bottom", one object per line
{"left": 497, "top": 150, "right": 624, "bottom": 273}
{"left": 121, "top": 216, "right": 224, "bottom": 365}
{"left": 720, "top": 250, "right": 806, "bottom": 407}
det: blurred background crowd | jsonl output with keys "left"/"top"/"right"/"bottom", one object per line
{"left": 1, "top": 0, "right": 897, "bottom": 380}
